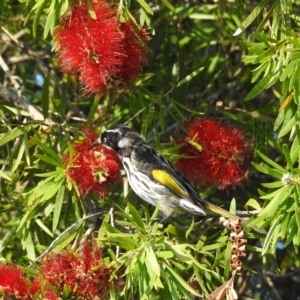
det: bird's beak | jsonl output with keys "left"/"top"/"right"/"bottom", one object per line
{"left": 91, "top": 138, "right": 101, "bottom": 147}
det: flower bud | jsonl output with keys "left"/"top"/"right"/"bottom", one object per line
{"left": 237, "top": 231, "right": 245, "bottom": 239}
{"left": 238, "top": 245, "right": 246, "bottom": 253}
{"left": 230, "top": 232, "right": 237, "bottom": 242}
{"left": 237, "top": 239, "right": 247, "bottom": 247}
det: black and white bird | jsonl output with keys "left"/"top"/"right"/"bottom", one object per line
{"left": 92, "top": 124, "right": 246, "bottom": 224}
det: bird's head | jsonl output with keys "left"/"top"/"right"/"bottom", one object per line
{"left": 92, "top": 124, "right": 138, "bottom": 154}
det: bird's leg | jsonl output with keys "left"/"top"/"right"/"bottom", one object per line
{"left": 152, "top": 215, "right": 172, "bottom": 224}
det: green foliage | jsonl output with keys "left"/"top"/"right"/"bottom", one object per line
{"left": 1, "top": 0, "right": 300, "bottom": 298}
{"left": 99, "top": 204, "right": 233, "bottom": 299}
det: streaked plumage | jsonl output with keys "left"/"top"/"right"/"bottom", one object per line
{"left": 93, "top": 124, "right": 245, "bottom": 223}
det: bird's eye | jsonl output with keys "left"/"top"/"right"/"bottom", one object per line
{"left": 103, "top": 137, "right": 107, "bottom": 143}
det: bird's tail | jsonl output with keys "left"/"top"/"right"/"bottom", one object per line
{"left": 202, "top": 200, "right": 263, "bottom": 233}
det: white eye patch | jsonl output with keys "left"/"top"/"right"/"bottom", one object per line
{"left": 106, "top": 129, "right": 121, "bottom": 133}
{"left": 118, "top": 137, "right": 130, "bottom": 149}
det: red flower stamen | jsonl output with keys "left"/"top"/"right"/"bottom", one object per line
{"left": 175, "top": 119, "right": 251, "bottom": 189}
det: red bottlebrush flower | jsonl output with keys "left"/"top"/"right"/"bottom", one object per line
{"left": 0, "top": 264, "right": 30, "bottom": 299}
{"left": 117, "top": 22, "right": 150, "bottom": 84}
{"left": 54, "top": 1, "right": 150, "bottom": 94}
{"left": 175, "top": 119, "right": 251, "bottom": 189}
{"left": 39, "top": 243, "right": 113, "bottom": 299}
{"left": 64, "top": 127, "right": 121, "bottom": 197}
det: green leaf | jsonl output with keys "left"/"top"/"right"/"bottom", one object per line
{"left": 185, "top": 217, "right": 194, "bottom": 240}
{"left": 52, "top": 185, "right": 66, "bottom": 231}
{"left": 35, "top": 219, "right": 54, "bottom": 237}
{"left": 284, "top": 215, "right": 297, "bottom": 246}
{"left": 32, "top": 0, "right": 48, "bottom": 37}
{"left": 87, "top": 98, "right": 99, "bottom": 125}
{"left": 278, "top": 110, "right": 300, "bottom": 138}
{"left": 256, "top": 3, "right": 275, "bottom": 32}
{"left": 163, "top": 263, "right": 201, "bottom": 297}
{"left": 261, "top": 181, "right": 284, "bottom": 189}
{"left": 280, "top": 59, "right": 297, "bottom": 82}
{"left": 229, "top": 197, "right": 237, "bottom": 214}
{"left": 157, "top": 251, "right": 174, "bottom": 259}
{"left": 177, "top": 67, "right": 204, "bottom": 87}
{"left": 86, "top": 0, "right": 97, "bottom": 19}
{"left": 233, "top": 0, "right": 269, "bottom": 35}
{"left": 2, "top": 105, "right": 31, "bottom": 116}
{"left": 201, "top": 243, "right": 227, "bottom": 251}
{"left": 262, "top": 215, "right": 281, "bottom": 255}
{"left": 40, "top": 180, "right": 63, "bottom": 203}
{"left": 164, "top": 242, "right": 191, "bottom": 262}
{"left": 141, "top": 105, "right": 155, "bottom": 139}
{"left": 41, "top": 76, "right": 49, "bottom": 119}
{"left": 252, "top": 162, "right": 283, "bottom": 179}
{"left": 53, "top": 223, "right": 83, "bottom": 253}
{"left": 145, "top": 244, "right": 160, "bottom": 277}
{"left": 160, "top": 0, "right": 174, "bottom": 11}
{"left": 251, "top": 60, "right": 269, "bottom": 83}
{"left": 259, "top": 186, "right": 293, "bottom": 218}
{"left": 137, "top": 0, "right": 153, "bottom": 15}
{"left": 253, "top": 48, "right": 275, "bottom": 64}
{"left": 244, "top": 198, "right": 262, "bottom": 210}
{"left": 128, "top": 203, "right": 145, "bottom": 231}
{"left": 35, "top": 154, "right": 62, "bottom": 168}
{"left": 31, "top": 136, "right": 61, "bottom": 161}
{"left": 257, "top": 150, "right": 286, "bottom": 173}
{"left": 245, "top": 71, "right": 280, "bottom": 101}
{"left": 0, "top": 170, "right": 11, "bottom": 181}
{"left": 24, "top": 230, "right": 35, "bottom": 260}
{"left": 289, "top": 62, "right": 300, "bottom": 91}
{"left": 282, "top": 144, "right": 293, "bottom": 170}
{"left": 159, "top": 105, "right": 166, "bottom": 131}
{"left": 11, "top": 138, "right": 24, "bottom": 173}
{"left": 44, "top": 3, "right": 57, "bottom": 38}
{"left": 60, "top": 0, "right": 69, "bottom": 16}
{"left": 187, "top": 140, "right": 202, "bottom": 152}
{"left": 35, "top": 170, "right": 63, "bottom": 177}
{"left": 0, "top": 126, "right": 30, "bottom": 147}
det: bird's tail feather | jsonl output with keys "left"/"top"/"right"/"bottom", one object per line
{"left": 202, "top": 200, "right": 264, "bottom": 234}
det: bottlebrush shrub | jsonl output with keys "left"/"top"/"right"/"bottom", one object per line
{"left": 64, "top": 127, "right": 121, "bottom": 197}
{"left": 53, "top": 0, "right": 150, "bottom": 94}
{"left": 36, "top": 243, "right": 113, "bottom": 299}
{"left": 0, "top": 264, "right": 32, "bottom": 299}
{"left": 175, "top": 119, "right": 251, "bottom": 189}
{"left": 0, "top": 243, "right": 113, "bottom": 299}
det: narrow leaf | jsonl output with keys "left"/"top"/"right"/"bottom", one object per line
{"left": 41, "top": 75, "right": 49, "bottom": 119}
{"left": 0, "top": 170, "right": 11, "bottom": 181}
{"left": 178, "top": 67, "right": 204, "bottom": 87}
{"left": 52, "top": 185, "right": 66, "bottom": 231}
{"left": 35, "top": 154, "right": 62, "bottom": 168}
{"left": 257, "top": 150, "right": 286, "bottom": 173}
{"left": 160, "top": 0, "right": 174, "bottom": 11}
{"left": 136, "top": 0, "right": 153, "bottom": 15}
{"left": 245, "top": 71, "right": 280, "bottom": 101}
{"left": 87, "top": 98, "right": 99, "bottom": 125}
{"left": 233, "top": 0, "right": 269, "bottom": 36}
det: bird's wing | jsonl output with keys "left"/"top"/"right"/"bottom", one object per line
{"left": 131, "top": 140, "right": 265, "bottom": 233}
{"left": 132, "top": 140, "right": 202, "bottom": 204}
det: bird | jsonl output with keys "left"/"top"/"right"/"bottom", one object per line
{"left": 92, "top": 124, "right": 248, "bottom": 225}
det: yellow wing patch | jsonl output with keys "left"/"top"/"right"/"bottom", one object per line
{"left": 152, "top": 169, "right": 187, "bottom": 198}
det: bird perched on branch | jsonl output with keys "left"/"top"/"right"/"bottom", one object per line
{"left": 92, "top": 124, "right": 247, "bottom": 225}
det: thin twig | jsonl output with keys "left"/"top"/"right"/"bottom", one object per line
{"left": 34, "top": 211, "right": 104, "bottom": 263}
{"left": 1, "top": 26, "right": 25, "bottom": 49}
{"left": 124, "top": 69, "right": 180, "bottom": 125}
{"left": 109, "top": 207, "right": 120, "bottom": 258}
{"left": 235, "top": 210, "right": 261, "bottom": 216}
{"left": 264, "top": 274, "right": 283, "bottom": 300}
